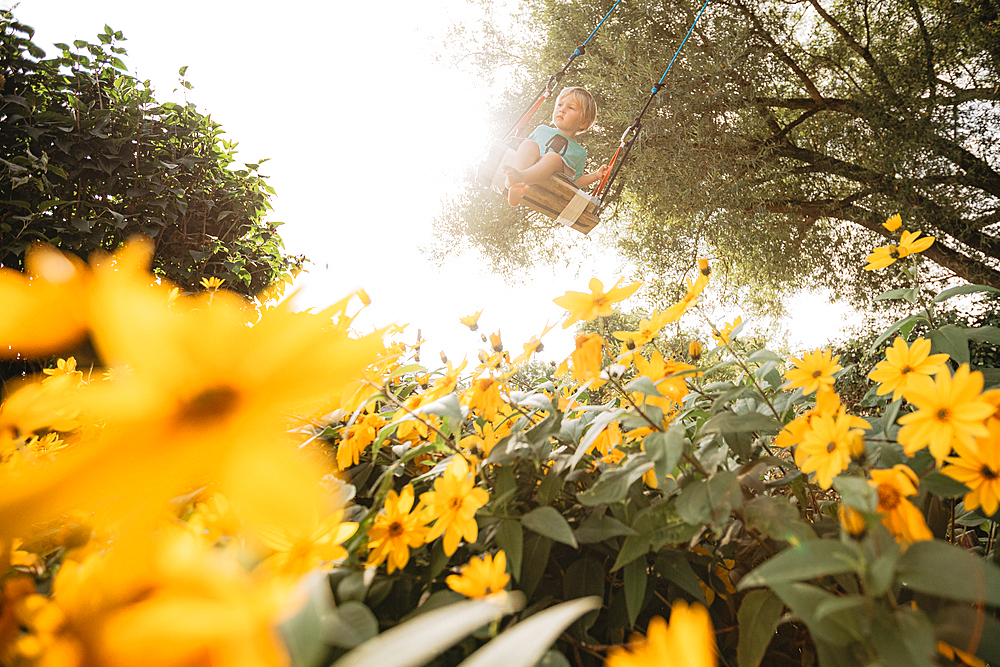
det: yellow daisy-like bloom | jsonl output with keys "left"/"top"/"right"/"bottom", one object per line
{"left": 589, "top": 421, "right": 623, "bottom": 457}
{"left": 942, "top": 422, "right": 1000, "bottom": 517}
{"left": 898, "top": 229, "right": 935, "bottom": 257}
{"left": 795, "top": 412, "right": 869, "bottom": 489}
{"left": 420, "top": 456, "right": 489, "bottom": 556}
{"left": 367, "top": 486, "right": 429, "bottom": 573}
{"left": 937, "top": 641, "right": 987, "bottom": 667}
{"left": 868, "top": 337, "right": 949, "bottom": 402}
{"left": 459, "top": 310, "right": 482, "bottom": 331}
{"left": 553, "top": 277, "right": 642, "bottom": 329}
{"left": 446, "top": 551, "right": 510, "bottom": 598}
{"left": 460, "top": 413, "right": 512, "bottom": 458}
{"left": 897, "top": 365, "right": 994, "bottom": 465}
{"left": 42, "top": 357, "right": 85, "bottom": 386}
{"left": 688, "top": 340, "right": 702, "bottom": 361}
{"left": 883, "top": 214, "right": 902, "bottom": 232}
{"left": 570, "top": 333, "right": 605, "bottom": 382}
{"left": 337, "top": 408, "right": 387, "bottom": 470}
{"left": 0, "top": 244, "right": 90, "bottom": 358}
{"left": 464, "top": 376, "right": 505, "bottom": 421}
{"left": 785, "top": 349, "right": 841, "bottom": 396}
{"left": 869, "top": 465, "right": 933, "bottom": 544}
{"left": 839, "top": 504, "right": 868, "bottom": 538}
{"left": 200, "top": 276, "right": 225, "bottom": 291}
{"left": 711, "top": 316, "right": 742, "bottom": 346}
{"left": 864, "top": 245, "right": 902, "bottom": 271}
{"left": 633, "top": 351, "right": 694, "bottom": 410}
{"left": 256, "top": 511, "right": 358, "bottom": 576}
{"left": 604, "top": 600, "right": 717, "bottom": 667}
{"left": 613, "top": 312, "right": 668, "bottom": 350}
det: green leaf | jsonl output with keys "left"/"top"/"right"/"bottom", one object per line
{"left": 574, "top": 511, "right": 638, "bottom": 544}
{"left": 701, "top": 410, "right": 781, "bottom": 435}
{"left": 919, "top": 470, "right": 970, "bottom": 498}
{"left": 675, "top": 470, "right": 741, "bottom": 526}
{"left": 562, "top": 557, "right": 604, "bottom": 632}
{"left": 965, "top": 325, "right": 1000, "bottom": 346}
{"left": 930, "top": 324, "right": 970, "bottom": 365}
{"left": 457, "top": 597, "right": 601, "bottom": 667}
{"left": 535, "top": 650, "right": 571, "bottom": 667}
{"left": 576, "top": 453, "right": 653, "bottom": 506}
{"left": 643, "top": 426, "right": 685, "bottom": 488}
{"left": 737, "top": 589, "right": 784, "bottom": 667}
{"left": 325, "top": 601, "right": 379, "bottom": 649}
{"left": 496, "top": 520, "right": 524, "bottom": 582}
{"left": 748, "top": 349, "right": 783, "bottom": 364}
{"left": 654, "top": 549, "right": 707, "bottom": 603}
{"left": 571, "top": 409, "right": 625, "bottom": 469}
{"left": 933, "top": 284, "right": 1000, "bottom": 303}
{"left": 278, "top": 571, "right": 336, "bottom": 667}
{"left": 737, "top": 540, "right": 860, "bottom": 590}
{"left": 832, "top": 475, "right": 878, "bottom": 513}
{"left": 876, "top": 287, "right": 918, "bottom": 302}
{"left": 613, "top": 500, "right": 699, "bottom": 571}
{"left": 895, "top": 539, "right": 1000, "bottom": 605}
{"left": 623, "top": 557, "right": 647, "bottom": 627}
{"left": 418, "top": 393, "right": 463, "bottom": 428}
{"left": 868, "top": 606, "right": 937, "bottom": 667}
{"left": 331, "top": 592, "right": 525, "bottom": 667}
{"left": 519, "top": 535, "right": 552, "bottom": 599}
{"left": 521, "top": 506, "right": 577, "bottom": 548}
{"left": 870, "top": 313, "right": 927, "bottom": 354}
{"left": 768, "top": 582, "right": 862, "bottom": 646}
{"left": 625, "top": 375, "right": 662, "bottom": 396}
{"left": 742, "top": 496, "right": 814, "bottom": 543}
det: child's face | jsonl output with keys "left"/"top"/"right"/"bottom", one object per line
{"left": 552, "top": 94, "right": 589, "bottom": 135}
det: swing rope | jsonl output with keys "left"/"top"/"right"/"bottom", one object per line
{"left": 593, "top": 0, "right": 712, "bottom": 200}
{"left": 504, "top": 0, "right": 625, "bottom": 139}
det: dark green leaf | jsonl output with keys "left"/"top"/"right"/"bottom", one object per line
{"left": 577, "top": 453, "right": 653, "bottom": 506}
{"left": 675, "top": 470, "right": 741, "bottom": 527}
{"left": 738, "top": 540, "right": 861, "bottom": 589}
{"left": 325, "top": 601, "right": 379, "bottom": 649}
{"left": 574, "top": 511, "right": 637, "bottom": 544}
{"left": 737, "top": 589, "right": 784, "bottom": 667}
{"left": 522, "top": 506, "right": 577, "bottom": 548}
{"left": 929, "top": 324, "right": 970, "bottom": 365}
{"left": 519, "top": 535, "right": 552, "bottom": 599}
{"left": 868, "top": 606, "right": 937, "bottom": 667}
{"left": 496, "top": 520, "right": 524, "bottom": 582}
{"left": 768, "top": 582, "right": 862, "bottom": 646}
{"left": 701, "top": 410, "right": 781, "bottom": 435}
{"left": 896, "top": 539, "right": 1000, "bottom": 605}
{"left": 654, "top": 549, "right": 707, "bottom": 603}
{"left": 920, "top": 470, "right": 970, "bottom": 498}
{"left": 623, "top": 557, "right": 647, "bottom": 627}
{"left": 933, "top": 284, "right": 1000, "bottom": 303}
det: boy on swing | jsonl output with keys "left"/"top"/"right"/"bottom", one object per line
{"left": 502, "top": 86, "right": 609, "bottom": 206}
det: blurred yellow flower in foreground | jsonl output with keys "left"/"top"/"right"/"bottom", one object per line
{"left": 604, "top": 599, "right": 717, "bottom": 667}
{"left": 570, "top": 333, "right": 605, "bottom": 382}
{"left": 942, "top": 422, "right": 1000, "bottom": 517}
{"left": 446, "top": 550, "right": 510, "bottom": 598}
{"left": 553, "top": 278, "right": 641, "bottom": 329}
{"left": 256, "top": 510, "right": 357, "bottom": 576}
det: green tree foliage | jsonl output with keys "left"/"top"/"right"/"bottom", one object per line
{"left": 0, "top": 12, "right": 304, "bottom": 296}
{"left": 434, "top": 0, "right": 1000, "bottom": 308}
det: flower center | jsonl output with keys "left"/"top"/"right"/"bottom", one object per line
{"left": 448, "top": 497, "right": 462, "bottom": 509}
{"left": 387, "top": 521, "right": 404, "bottom": 538}
{"left": 889, "top": 248, "right": 900, "bottom": 259}
{"left": 812, "top": 370, "right": 822, "bottom": 378}
{"left": 900, "top": 366, "right": 913, "bottom": 375}
{"left": 982, "top": 465, "right": 999, "bottom": 481}
{"left": 826, "top": 441, "right": 837, "bottom": 453}
{"left": 877, "top": 484, "right": 902, "bottom": 511}
{"left": 935, "top": 408, "right": 951, "bottom": 422}
{"left": 175, "top": 385, "right": 240, "bottom": 429}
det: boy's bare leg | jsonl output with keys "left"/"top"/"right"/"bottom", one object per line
{"left": 503, "top": 151, "right": 566, "bottom": 206}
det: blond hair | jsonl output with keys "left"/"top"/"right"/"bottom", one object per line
{"left": 557, "top": 87, "right": 598, "bottom": 131}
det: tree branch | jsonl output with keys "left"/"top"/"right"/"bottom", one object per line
{"left": 805, "top": 0, "right": 894, "bottom": 92}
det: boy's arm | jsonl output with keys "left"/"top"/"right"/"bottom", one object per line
{"left": 574, "top": 164, "right": 609, "bottom": 189}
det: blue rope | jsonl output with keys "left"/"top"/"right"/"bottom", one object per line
{"left": 577, "top": 0, "right": 625, "bottom": 56}
{"left": 656, "top": 0, "right": 712, "bottom": 88}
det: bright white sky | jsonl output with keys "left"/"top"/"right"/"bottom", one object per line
{"left": 7, "top": 0, "right": 857, "bottom": 363}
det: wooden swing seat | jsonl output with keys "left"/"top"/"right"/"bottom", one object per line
{"left": 476, "top": 139, "right": 601, "bottom": 235}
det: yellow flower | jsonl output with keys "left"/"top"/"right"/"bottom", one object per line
{"left": 367, "top": 486, "right": 429, "bottom": 573}
{"left": 570, "top": 333, "right": 605, "bottom": 382}
{"left": 613, "top": 312, "right": 668, "bottom": 349}
{"left": 688, "top": 340, "right": 702, "bottom": 361}
{"left": 256, "top": 510, "right": 358, "bottom": 576}
{"left": 420, "top": 456, "right": 489, "bottom": 556}
{"left": 460, "top": 413, "right": 512, "bottom": 457}
{"left": 0, "top": 244, "right": 90, "bottom": 358}
{"left": 897, "top": 365, "right": 994, "bottom": 465}
{"left": 711, "top": 316, "right": 741, "bottom": 346}
{"left": 337, "top": 408, "right": 387, "bottom": 469}
{"left": 464, "top": 376, "right": 505, "bottom": 421}
{"left": 553, "top": 278, "right": 642, "bottom": 329}
{"left": 868, "top": 337, "right": 949, "bottom": 402}
{"left": 784, "top": 349, "right": 841, "bottom": 395}
{"left": 864, "top": 245, "right": 903, "bottom": 270}
{"left": 42, "top": 357, "right": 85, "bottom": 386}
{"left": 869, "top": 465, "right": 932, "bottom": 544}
{"left": 795, "top": 411, "right": 869, "bottom": 489}
{"left": 942, "top": 422, "right": 1000, "bottom": 517}
{"left": 446, "top": 551, "right": 510, "bottom": 598}
{"left": 937, "top": 641, "right": 987, "bottom": 667}
{"left": 199, "top": 276, "right": 225, "bottom": 291}
{"left": 838, "top": 504, "right": 868, "bottom": 537}
{"left": 460, "top": 310, "right": 482, "bottom": 331}
{"left": 883, "top": 214, "right": 902, "bottom": 232}
{"left": 489, "top": 331, "right": 503, "bottom": 353}
{"left": 604, "top": 600, "right": 717, "bottom": 667}
{"left": 187, "top": 493, "right": 244, "bottom": 543}
{"left": 589, "top": 421, "right": 623, "bottom": 456}
{"left": 633, "top": 351, "right": 694, "bottom": 410}
{"left": 692, "top": 547, "right": 736, "bottom": 605}
{"left": 898, "top": 229, "right": 935, "bottom": 256}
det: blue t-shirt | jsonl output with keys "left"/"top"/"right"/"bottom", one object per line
{"left": 528, "top": 125, "right": 587, "bottom": 180}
